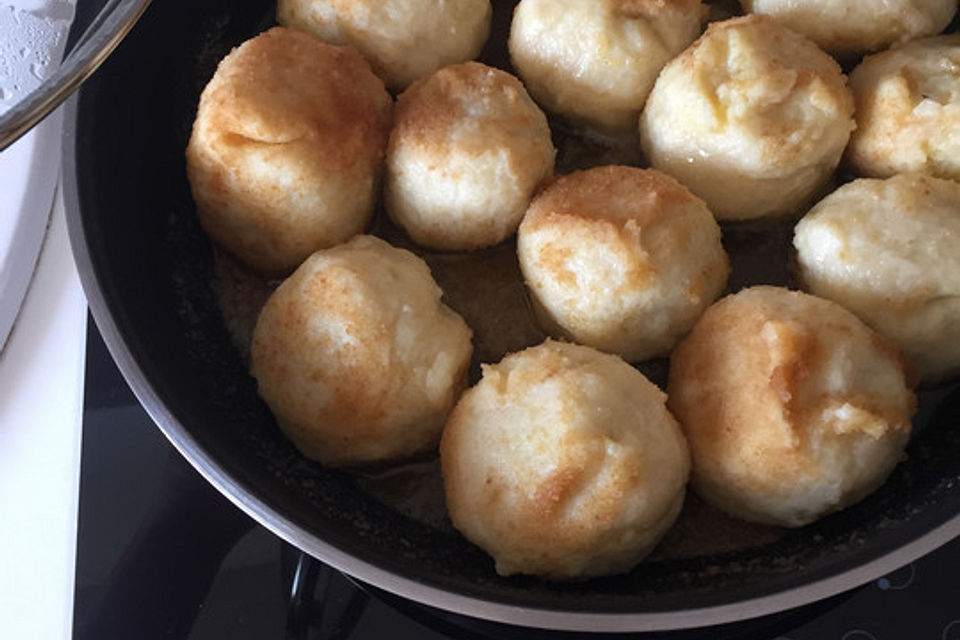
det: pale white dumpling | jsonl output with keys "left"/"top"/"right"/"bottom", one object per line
{"left": 794, "top": 173, "right": 960, "bottom": 381}
{"left": 250, "top": 235, "right": 473, "bottom": 467}
{"left": 277, "top": 0, "right": 492, "bottom": 91}
{"left": 508, "top": 0, "right": 705, "bottom": 136}
{"left": 640, "top": 15, "right": 855, "bottom": 221}
{"left": 385, "top": 62, "right": 555, "bottom": 251}
{"left": 846, "top": 35, "right": 960, "bottom": 182}
{"left": 517, "top": 166, "right": 728, "bottom": 362}
{"left": 442, "top": 340, "right": 690, "bottom": 579}
{"left": 186, "top": 27, "right": 391, "bottom": 274}
{"left": 669, "top": 287, "right": 915, "bottom": 528}
{"left": 741, "top": 0, "right": 958, "bottom": 57}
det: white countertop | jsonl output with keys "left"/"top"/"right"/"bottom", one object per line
{"left": 0, "top": 0, "right": 74, "bottom": 349}
{"left": 0, "top": 144, "right": 87, "bottom": 638}
{"left": 0, "top": 5, "right": 86, "bottom": 636}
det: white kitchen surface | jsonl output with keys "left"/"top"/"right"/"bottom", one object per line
{"left": 0, "top": 110, "right": 63, "bottom": 349}
{"left": 0, "top": 0, "right": 76, "bottom": 348}
{"left": 0, "top": 185, "right": 87, "bottom": 639}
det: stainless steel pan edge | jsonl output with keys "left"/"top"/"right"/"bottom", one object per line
{"left": 61, "top": 88, "right": 960, "bottom": 635}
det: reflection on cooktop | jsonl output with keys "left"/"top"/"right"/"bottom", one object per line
{"left": 73, "top": 321, "right": 960, "bottom": 639}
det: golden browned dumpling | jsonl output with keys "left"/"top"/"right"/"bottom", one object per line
{"left": 741, "top": 0, "right": 957, "bottom": 58}
{"left": 668, "top": 287, "right": 915, "bottom": 528}
{"left": 276, "top": 0, "right": 492, "bottom": 91}
{"left": 385, "top": 62, "right": 555, "bottom": 251}
{"left": 441, "top": 340, "right": 690, "bottom": 579}
{"left": 846, "top": 35, "right": 960, "bottom": 181}
{"left": 508, "top": 0, "right": 705, "bottom": 136}
{"left": 186, "top": 27, "right": 391, "bottom": 274}
{"left": 639, "top": 15, "right": 855, "bottom": 221}
{"left": 794, "top": 174, "right": 960, "bottom": 381}
{"left": 250, "top": 235, "right": 473, "bottom": 467}
{"left": 517, "top": 166, "right": 728, "bottom": 362}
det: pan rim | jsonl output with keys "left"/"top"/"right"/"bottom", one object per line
{"left": 61, "top": 93, "right": 960, "bottom": 635}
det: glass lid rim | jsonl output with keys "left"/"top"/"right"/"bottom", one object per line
{"left": 0, "top": 0, "right": 153, "bottom": 152}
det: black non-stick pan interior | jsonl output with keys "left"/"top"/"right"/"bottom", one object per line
{"left": 65, "top": 0, "right": 960, "bottom": 629}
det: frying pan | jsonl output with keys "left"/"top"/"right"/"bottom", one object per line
{"left": 63, "top": 0, "right": 960, "bottom": 632}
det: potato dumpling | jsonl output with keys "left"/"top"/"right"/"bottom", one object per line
{"left": 186, "top": 27, "right": 391, "bottom": 274}
{"left": 741, "top": 0, "right": 958, "bottom": 58}
{"left": 442, "top": 340, "right": 690, "bottom": 579}
{"left": 277, "top": 0, "right": 492, "bottom": 91}
{"left": 385, "top": 62, "right": 555, "bottom": 251}
{"left": 846, "top": 35, "right": 960, "bottom": 182}
{"left": 517, "top": 166, "right": 728, "bottom": 362}
{"left": 640, "top": 15, "right": 854, "bottom": 221}
{"left": 508, "top": 0, "right": 705, "bottom": 136}
{"left": 668, "top": 287, "right": 915, "bottom": 528}
{"left": 794, "top": 173, "right": 960, "bottom": 381}
{"left": 250, "top": 235, "right": 473, "bottom": 466}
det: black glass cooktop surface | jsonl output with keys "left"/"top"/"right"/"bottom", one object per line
{"left": 73, "top": 321, "right": 960, "bottom": 640}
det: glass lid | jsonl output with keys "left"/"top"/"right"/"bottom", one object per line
{"left": 0, "top": 0, "right": 151, "bottom": 151}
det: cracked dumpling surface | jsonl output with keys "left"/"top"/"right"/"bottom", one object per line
{"left": 508, "top": 0, "right": 705, "bottom": 136}
{"left": 517, "top": 166, "right": 728, "bottom": 362}
{"left": 741, "top": 0, "right": 958, "bottom": 58}
{"left": 277, "top": 0, "right": 492, "bottom": 91}
{"left": 250, "top": 235, "right": 473, "bottom": 467}
{"left": 668, "top": 286, "right": 915, "bottom": 528}
{"left": 441, "top": 340, "right": 690, "bottom": 579}
{"left": 794, "top": 173, "right": 960, "bottom": 381}
{"left": 846, "top": 35, "right": 960, "bottom": 182}
{"left": 186, "top": 27, "right": 392, "bottom": 274}
{"left": 640, "top": 15, "right": 854, "bottom": 221}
